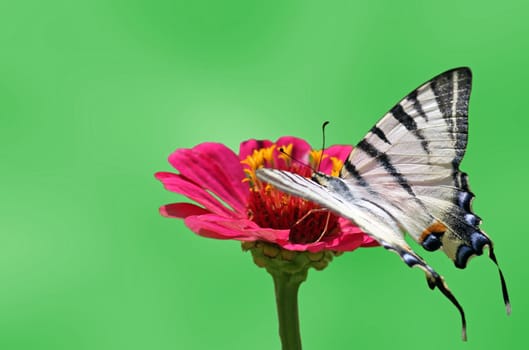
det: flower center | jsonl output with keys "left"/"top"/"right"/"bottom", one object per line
{"left": 242, "top": 144, "right": 343, "bottom": 244}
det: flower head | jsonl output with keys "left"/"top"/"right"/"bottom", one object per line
{"left": 155, "top": 136, "right": 376, "bottom": 252}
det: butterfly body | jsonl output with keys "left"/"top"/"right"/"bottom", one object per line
{"left": 256, "top": 68, "right": 510, "bottom": 340}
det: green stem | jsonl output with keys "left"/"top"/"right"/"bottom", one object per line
{"left": 242, "top": 241, "right": 335, "bottom": 349}
{"left": 270, "top": 270, "right": 306, "bottom": 350}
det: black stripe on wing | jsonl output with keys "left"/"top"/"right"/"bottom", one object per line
{"left": 370, "top": 126, "right": 392, "bottom": 145}
{"left": 390, "top": 104, "right": 430, "bottom": 154}
{"left": 342, "top": 161, "right": 370, "bottom": 188}
{"left": 407, "top": 89, "right": 429, "bottom": 121}
{"left": 356, "top": 139, "right": 415, "bottom": 197}
{"left": 430, "top": 68, "right": 471, "bottom": 165}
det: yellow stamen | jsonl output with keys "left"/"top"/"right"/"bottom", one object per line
{"left": 278, "top": 144, "right": 293, "bottom": 167}
{"left": 330, "top": 157, "right": 344, "bottom": 177}
{"left": 262, "top": 145, "right": 277, "bottom": 166}
{"left": 309, "top": 149, "right": 327, "bottom": 168}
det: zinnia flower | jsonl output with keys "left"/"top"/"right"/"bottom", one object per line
{"left": 155, "top": 136, "right": 375, "bottom": 252}
{"left": 155, "top": 136, "right": 377, "bottom": 350}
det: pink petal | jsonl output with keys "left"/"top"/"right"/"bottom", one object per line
{"left": 361, "top": 236, "right": 379, "bottom": 247}
{"left": 168, "top": 143, "right": 248, "bottom": 212}
{"left": 242, "top": 226, "right": 290, "bottom": 242}
{"left": 278, "top": 232, "right": 364, "bottom": 253}
{"left": 337, "top": 218, "right": 378, "bottom": 247}
{"left": 324, "top": 144, "right": 353, "bottom": 162}
{"left": 184, "top": 214, "right": 289, "bottom": 242}
{"left": 322, "top": 232, "right": 366, "bottom": 252}
{"left": 155, "top": 172, "right": 236, "bottom": 217}
{"left": 329, "top": 219, "right": 378, "bottom": 251}
{"left": 193, "top": 143, "right": 248, "bottom": 200}
{"left": 274, "top": 136, "right": 312, "bottom": 162}
{"left": 239, "top": 139, "right": 273, "bottom": 161}
{"left": 275, "top": 218, "right": 372, "bottom": 252}
{"left": 184, "top": 215, "right": 250, "bottom": 240}
{"left": 319, "top": 144, "right": 353, "bottom": 174}
{"left": 336, "top": 218, "right": 365, "bottom": 234}
{"left": 160, "top": 203, "right": 210, "bottom": 219}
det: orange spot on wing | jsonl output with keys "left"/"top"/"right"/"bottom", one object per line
{"left": 420, "top": 221, "right": 447, "bottom": 242}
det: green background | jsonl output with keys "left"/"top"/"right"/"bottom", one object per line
{"left": 1, "top": 1, "right": 527, "bottom": 349}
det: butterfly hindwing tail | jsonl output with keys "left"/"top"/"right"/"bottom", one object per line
{"left": 380, "top": 240, "right": 467, "bottom": 341}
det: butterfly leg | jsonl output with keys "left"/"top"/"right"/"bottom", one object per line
{"left": 314, "top": 211, "right": 332, "bottom": 243}
{"left": 290, "top": 208, "right": 332, "bottom": 244}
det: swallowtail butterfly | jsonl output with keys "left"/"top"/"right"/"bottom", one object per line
{"left": 256, "top": 68, "right": 510, "bottom": 340}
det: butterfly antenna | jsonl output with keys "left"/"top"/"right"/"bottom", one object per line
{"left": 278, "top": 148, "right": 314, "bottom": 172}
{"left": 317, "top": 121, "right": 330, "bottom": 172}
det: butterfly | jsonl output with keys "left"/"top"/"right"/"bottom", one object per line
{"left": 256, "top": 67, "right": 510, "bottom": 340}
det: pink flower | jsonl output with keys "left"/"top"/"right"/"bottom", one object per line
{"left": 155, "top": 136, "right": 376, "bottom": 252}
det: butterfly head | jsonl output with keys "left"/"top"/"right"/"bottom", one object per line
{"left": 311, "top": 171, "right": 330, "bottom": 186}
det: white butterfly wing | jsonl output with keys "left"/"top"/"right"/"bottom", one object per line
{"left": 256, "top": 68, "right": 509, "bottom": 340}
{"left": 255, "top": 168, "right": 406, "bottom": 247}
{"left": 342, "top": 67, "right": 509, "bottom": 314}
{"left": 342, "top": 68, "right": 498, "bottom": 267}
